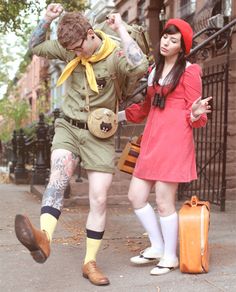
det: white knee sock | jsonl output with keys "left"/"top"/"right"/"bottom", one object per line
{"left": 160, "top": 212, "right": 178, "bottom": 260}
{"left": 134, "top": 203, "right": 164, "bottom": 252}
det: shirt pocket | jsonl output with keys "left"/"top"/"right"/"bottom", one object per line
{"left": 94, "top": 60, "right": 115, "bottom": 93}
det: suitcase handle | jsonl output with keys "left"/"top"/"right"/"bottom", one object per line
{"left": 184, "top": 196, "right": 210, "bottom": 211}
{"left": 191, "top": 196, "right": 199, "bottom": 207}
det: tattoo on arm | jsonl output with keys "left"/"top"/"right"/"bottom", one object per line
{"left": 125, "top": 41, "right": 143, "bottom": 66}
{"left": 29, "top": 19, "right": 51, "bottom": 49}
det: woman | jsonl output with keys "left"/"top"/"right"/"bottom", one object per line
{"left": 118, "top": 18, "right": 212, "bottom": 275}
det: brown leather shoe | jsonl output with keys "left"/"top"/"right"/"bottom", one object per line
{"left": 82, "top": 260, "right": 110, "bottom": 286}
{"left": 15, "top": 214, "right": 50, "bottom": 263}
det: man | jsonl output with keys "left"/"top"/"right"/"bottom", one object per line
{"left": 14, "top": 3, "right": 148, "bottom": 286}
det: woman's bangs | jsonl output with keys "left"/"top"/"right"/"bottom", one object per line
{"left": 162, "top": 25, "right": 180, "bottom": 35}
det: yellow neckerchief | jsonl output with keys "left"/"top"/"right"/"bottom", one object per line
{"left": 57, "top": 30, "right": 117, "bottom": 93}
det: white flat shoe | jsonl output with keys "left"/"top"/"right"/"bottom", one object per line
{"left": 150, "top": 257, "right": 179, "bottom": 275}
{"left": 130, "top": 247, "right": 163, "bottom": 265}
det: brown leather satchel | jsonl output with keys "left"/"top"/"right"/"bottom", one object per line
{"left": 179, "top": 196, "right": 210, "bottom": 273}
{"left": 117, "top": 135, "right": 142, "bottom": 174}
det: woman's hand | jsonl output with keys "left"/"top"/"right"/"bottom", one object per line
{"left": 44, "top": 3, "right": 64, "bottom": 22}
{"left": 191, "top": 96, "right": 212, "bottom": 119}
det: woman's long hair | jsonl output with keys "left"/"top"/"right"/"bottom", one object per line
{"left": 153, "top": 25, "right": 187, "bottom": 97}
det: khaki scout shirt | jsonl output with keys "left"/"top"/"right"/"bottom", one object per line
{"left": 32, "top": 38, "right": 148, "bottom": 122}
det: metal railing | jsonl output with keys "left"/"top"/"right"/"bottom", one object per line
{"left": 178, "top": 18, "right": 236, "bottom": 211}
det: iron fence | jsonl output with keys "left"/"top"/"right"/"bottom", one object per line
{"left": 178, "top": 62, "right": 229, "bottom": 211}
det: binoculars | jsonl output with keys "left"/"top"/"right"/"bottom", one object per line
{"left": 152, "top": 93, "right": 166, "bottom": 109}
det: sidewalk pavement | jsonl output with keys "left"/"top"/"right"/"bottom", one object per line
{"left": 0, "top": 182, "right": 236, "bottom": 292}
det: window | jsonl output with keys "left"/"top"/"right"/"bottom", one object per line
{"left": 122, "top": 10, "right": 128, "bottom": 22}
{"left": 223, "top": 0, "right": 232, "bottom": 17}
{"left": 178, "top": 0, "right": 196, "bottom": 18}
{"left": 137, "top": 0, "right": 146, "bottom": 26}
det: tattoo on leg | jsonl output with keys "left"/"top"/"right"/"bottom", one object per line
{"left": 42, "top": 187, "right": 65, "bottom": 211}
{"left": 51, "top": 151, "right": 78, "bottom": 179}
{"left": 42, "top": 151, "right": 78, "bottom": 210}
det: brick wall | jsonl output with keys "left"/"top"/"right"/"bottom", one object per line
{"left": 227, "top": 50, "right": 236, "bottom": 199}
{"left": 201, "top": 44, "right": 236, "bottom": 201}
{"left": 17, "top": 56, "right": 49, "bottom": 122}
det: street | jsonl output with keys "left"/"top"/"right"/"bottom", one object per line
{"left": 0, "top": 183, "right": 236, "bottom": 292}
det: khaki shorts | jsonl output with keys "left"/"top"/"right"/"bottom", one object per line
{"left": 51, "top": 118, "right": 115, "bottom": 173}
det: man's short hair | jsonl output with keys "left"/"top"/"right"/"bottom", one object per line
{"left": 57, "top": 12, "right": 92, "bottom": 48}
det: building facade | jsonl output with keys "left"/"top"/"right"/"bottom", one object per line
{"left": 16, "top": 55, "right": 49, "bottom": 122}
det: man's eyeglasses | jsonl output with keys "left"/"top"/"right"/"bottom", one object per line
{"left": 66, "top": 38, "right": 86, "bottom": 52}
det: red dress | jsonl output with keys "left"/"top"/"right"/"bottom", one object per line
{"left": 125, "top": 64, "right": 207, "bottom": 182}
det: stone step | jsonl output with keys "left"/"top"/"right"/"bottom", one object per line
{"left": 31, "top": 183, "right": 156, "bottom": 207}
{"left": 31, "top": 174, "right": 156, "bottom": 207}
{"left": 70, "top": 176, "right": 133, "bottom": 197}
{"left": 66, "top": 193, "right": 156, "bottom": 206}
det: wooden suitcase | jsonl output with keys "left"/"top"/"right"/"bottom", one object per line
{"left": 179, "top": 195, "right": 210, "bottom": 273}
{"left": 117, "top": 136, "right": 141, "bottom": 175}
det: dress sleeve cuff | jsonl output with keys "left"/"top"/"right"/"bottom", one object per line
{"left": 190, "top": 111, "right": 201, "bottom": 122}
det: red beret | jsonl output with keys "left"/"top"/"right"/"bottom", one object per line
{"left": 164, "top": 18, "right": 193, "bottom": 54}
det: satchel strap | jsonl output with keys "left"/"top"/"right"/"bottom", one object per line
{"left": 110, "top": 72, "right": 122, "bottom": 102}
{"left": 84, "top": 77, "right": 90, "bottom": 112}
{"left": 110, "top": 72, "right": 120, "bottom": 120}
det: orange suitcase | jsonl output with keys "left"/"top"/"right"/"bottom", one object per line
{"left": 179, "top": 195, "right": 210, "bottom": 273}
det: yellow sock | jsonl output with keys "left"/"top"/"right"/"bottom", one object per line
{"left": 84, "top": 238, "right": 102, "bottom": 264}
{"left": 40, "top": 213, "right": 58, "bottom": 242}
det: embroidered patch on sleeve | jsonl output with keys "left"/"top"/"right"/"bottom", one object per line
{"left": 117, "top": 50, "right": 125, "bottom": 57}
